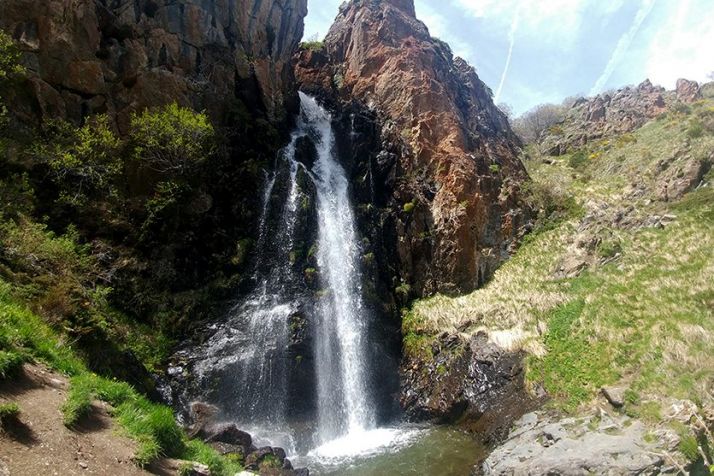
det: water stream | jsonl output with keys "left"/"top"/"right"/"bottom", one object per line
{"left": 184, "top": 93, "right": 482, "bottom": 473}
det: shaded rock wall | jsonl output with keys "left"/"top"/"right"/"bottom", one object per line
{"left": 296, "top": 0, "right": 530, "bottom": 296}
{"left": 1, "top": 0, "right": 308, "bottom": 131}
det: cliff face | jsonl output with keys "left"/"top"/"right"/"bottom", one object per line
{"left": 1, "top": 0, "right": 307, "bottom": 130}
{"left": 296, "top": 0, "right": 530, "bottom": 295}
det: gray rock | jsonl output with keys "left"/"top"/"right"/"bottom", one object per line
{"left": 482, "top": 412, "right": 664, "bottom": 475}
{"left": 602, "top": 386, "right": 626, "bottom": 408}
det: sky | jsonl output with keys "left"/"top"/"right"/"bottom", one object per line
{"left": 302, "top": 0, "right": 714, "bottom": 116}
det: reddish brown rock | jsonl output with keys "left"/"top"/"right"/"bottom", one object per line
{"left": 675, "top": 78, "right": 701, "bottom": 103}
{"left": 296, "top": 0, "right": 530, "bottom": 295}
{"left": 540, "top": 78, "right": 702, "bottom": 155}
{"left": 1, "top": 0, "right": 308, "bottom": 128}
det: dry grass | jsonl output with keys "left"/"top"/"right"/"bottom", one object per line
{"left": 407, "top": 98, "right": 714, "bottom": 414}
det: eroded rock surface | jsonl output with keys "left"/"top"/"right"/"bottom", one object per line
{"left": 1, "top": 0, "right": 308, "bottom": 130}
{"left": 296, "top": 0, "right": 530, "bottom": 295}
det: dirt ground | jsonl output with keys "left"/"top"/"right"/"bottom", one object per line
{"left": 0, "top": 364, "right": 149, "bottom": 476}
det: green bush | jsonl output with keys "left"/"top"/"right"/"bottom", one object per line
{"left": 35, "top": 115, "right": 122, "bottom": 207}
{"left": 687, "top": 120, "right": 704, "bottom": 138}
{"left": 568, "top": 150, "right": 588, "bottom": 168}
{"left": 0, "top": 402, "right": 19, "bottom": 422}
{"left": 300, "top": 40, "right": 324, "bottom": 51}
{"left": 130, "top": 103, "right": 215, "bottom": 176}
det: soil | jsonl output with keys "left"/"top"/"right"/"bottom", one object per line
{"left": 0, "top": 364, "right": 149, "bottom": 476}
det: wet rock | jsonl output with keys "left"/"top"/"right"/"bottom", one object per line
{"left": 202, "top": 423, "right": 253, "bottom": 448}
{"left": 481, "top": 412, "right": 664, "bottom": 475}
{"left": 294, "top": 136, "right": 318, "bottom": 170}
{"left": 243, "top": 446, "right": 306, "bottom": 475}
{"left": 400, "top": 332, "right": 538, "bottom": 442}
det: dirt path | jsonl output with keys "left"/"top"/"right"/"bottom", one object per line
{"left": 0, "top": 364, "right": 149, "bottom": 476}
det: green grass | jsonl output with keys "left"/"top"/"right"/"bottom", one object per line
{"left": 0, "top": 402, "right": 19, "bottom": 422}
{"left": 0, "top": 278, "right": 241, "bottom": 474}
{"left": 407, "top": 97, "right": 714, "bottom": 418}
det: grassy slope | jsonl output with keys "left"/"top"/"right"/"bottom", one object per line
{"left": 406, "top": 99, "right": 714, "bottom": 447}
{"left": 0, "top": 278, "right": 242, "bottom": 475}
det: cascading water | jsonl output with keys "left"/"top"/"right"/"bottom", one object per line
{"left": 302, "top": 93, "right": 376, "bottom": 442}
{"left": 182, "top": 93, "right": 425, "bottom": 468}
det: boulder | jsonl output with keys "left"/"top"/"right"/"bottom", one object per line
{"left": 675, "top": 78, "right": 701, "bottom": 103}
{"left": 481, "top": 412, "right": 664, "bottom": 475}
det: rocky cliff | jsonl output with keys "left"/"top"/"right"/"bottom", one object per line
{"left": 296, "top": 0, "right": 530, "bottom": 296}
{"left": 1, "top": 0, "right": 307, "bottom": 130}
{"left": 540, "top": 78, "right": 703, "bottom": 156}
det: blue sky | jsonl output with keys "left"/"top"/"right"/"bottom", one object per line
{"left": 303, "top": 0, "right": 714, "bottom": 115}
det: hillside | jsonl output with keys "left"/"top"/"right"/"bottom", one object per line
{"left": 404, "top": 83, "right": 714, "bottom": 473}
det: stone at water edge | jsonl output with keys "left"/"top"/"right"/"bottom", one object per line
{"left": 481, "top": 412, "right": 664, "bottom": 475}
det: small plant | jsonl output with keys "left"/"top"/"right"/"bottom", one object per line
{"left": 0, "top": 402, "right": 19, "bottom": 423}
{"left": 687, "top": 120, "right": 704, "bottom": 138}
{"left": 395, "top": 283, "right": 411, "bottom": 298}
{"left": 403, "top": 201, "right": 416, "bottom": 213}
{"left": 299, "top": 40, "right": 324, "bottom": 51}
{"left": 489, "top": 163, "right": 501, "bottom": 173}
{"left": 568, "top": 150, "right": 588, "bottom": 168}
{"left": 131, "top": 103, "right": 215, "bottom": 176}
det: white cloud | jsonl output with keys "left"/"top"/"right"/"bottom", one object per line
{"left": 589, "top": 0, "right": 656, "bottom": 95}
{"left": 494, "top": 1, "right": 522, "bottom": 103}
{"left": 643, "top": 0, "right": 714, "bottom": 88}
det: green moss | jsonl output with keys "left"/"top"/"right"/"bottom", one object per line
{"left": 489, "top": 163, "right": 501, "bottom": 173}
{"left": 403, "top": 201, "right": 416, "bottom": 213}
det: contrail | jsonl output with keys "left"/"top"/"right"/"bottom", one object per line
{"left": 494, "top": 1, "right": 522, "bottom": 103}
{"left": 590, "top": 0, "right": 657, "bottom": 95}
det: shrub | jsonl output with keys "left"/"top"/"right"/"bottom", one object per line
{"left": 299, "top": 40, "right": 324, "bottom": 51}
{"left": 0, "top": 402, "right": 19, "bottom": 423}
{"left": 568, "top": 150, "right": 588, "bottom": 169}
{"left": 687, "top": 121, "right": 704, "bottom": 138}
{"left": 513, "top": 103, "right": 566, "bottom": 143}
{"left": 35, "top": 115, "right": 122, "bottom": 207}
{"left": 130, "top": 103, "right": 215, "bottom": 176}
{"left": 489, "top": 163, "right": 501, "bottom": 173}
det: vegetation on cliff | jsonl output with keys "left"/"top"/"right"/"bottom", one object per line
{"left": 0, "top": 30, "right": 252, "bottom": 472}
{"left": 405, "top": 90, "right": 714, "bottom": 469}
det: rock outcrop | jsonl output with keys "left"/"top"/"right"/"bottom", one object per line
{"left": 296, "top": 0, "right": 530, "bottom": 295}
{"left": 541, "top": 78, "right": 703, "bottom": 156}
{"left": 480, "top": 412, "right": 664, "bottom": 475}
{"left": 1, "top": 0, "right": 308, "bottom": 130}
{"left": 400, "top": 331, "right": 540, "bottom": 441}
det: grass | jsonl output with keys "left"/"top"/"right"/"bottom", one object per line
{"left": 0, "top": 278, "right": 242, "bottom": 475}
{"left": 0, "top": 402, "right": 19, "bottom": 422}
{"left": 406, "top": 97, "right": 714, "bottom": 418}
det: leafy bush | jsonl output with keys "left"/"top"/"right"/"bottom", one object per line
{"left": 300, "top": 40, "right": 324, "bottom": 51}
{"left": 0, "top": 402, "right": 19, "bottom": 422}
{"left": 35, "top": 115, "right": 122, "bottom": 207}
{"left": 130, "top": 103, "right": 215, "bottom": 176}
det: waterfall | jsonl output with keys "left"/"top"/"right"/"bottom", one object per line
{"left": 187, "top": 92, "right": 379, "bottom": 455}
{"left": 299, "top": 93, "right": 376, "bottom": 441}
